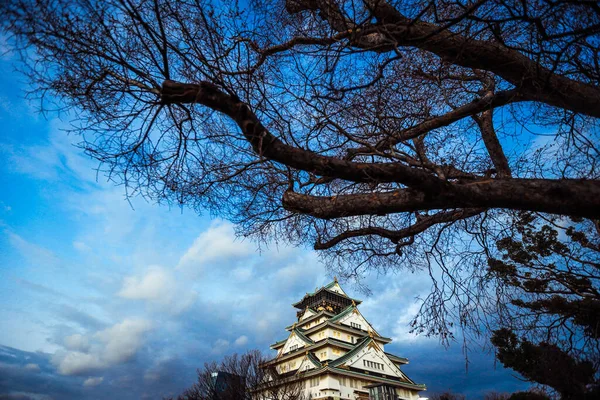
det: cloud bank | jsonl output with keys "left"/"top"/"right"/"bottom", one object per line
{"left": 52, "top": 319, "right": 152, "bottom": 376}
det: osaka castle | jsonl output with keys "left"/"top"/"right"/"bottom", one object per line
{"left": 261, "top": 279, "right": 426, "bottom": 400}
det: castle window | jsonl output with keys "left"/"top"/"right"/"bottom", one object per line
{"left": 364, "top": 360, "right": 384, "bottom": 370}
{"left": 369, "top": 384, "right": 397, "bottom": 400}
{"left": 350, "top": 322, "right": 362, "bottom": 330}
{"left": 290, "top": 344, "right": 298, "bottom": 351}
{"left": 310, "top": 377, "right": 320, "bottom": 387}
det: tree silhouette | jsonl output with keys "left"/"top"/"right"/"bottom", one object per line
{"left": 165, "top": 350, "right": 305, "bottom": 400}
{"left": 428, "top": 392, "right": 465, "bottom": 400}
{"left": 2, "top": 0, "right": 599, "bottom": 338}
{"left": 488, "top": 213, "right": 599, "bottom": 398}
{"left": 492, "top": 329, "right": 597, "bottom": 399}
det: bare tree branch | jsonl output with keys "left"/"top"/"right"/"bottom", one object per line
{"left": 283, "top": 179, "right": 600, "bottom": 219}
{"left": 315, "top": 207, "right": 484, "bottom": 249}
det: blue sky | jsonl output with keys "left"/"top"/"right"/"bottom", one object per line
{"left": 0, "top": 46, "right": 530, "bottom": 399}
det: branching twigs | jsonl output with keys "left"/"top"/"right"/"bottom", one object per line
{"left": 315, "top": 208, "right": 484, "bottom": 249}
{"left": 160, "top": 80, "right": 448, "bottom": 193}
{"left": 3, "top": 0, "right": 600, "bottom": 355}
{"left": 287, "top": 0, "right": 600, "bottom": 117}
{"left": 346, "top": 89, "right": 524, "bottom": 156}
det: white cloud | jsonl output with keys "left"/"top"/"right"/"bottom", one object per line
{"left": 255, "top": 317, "right": 279, "bottom": 336}
{"left": 23, "top": 363, "right": 40, "bottom": 372}
{"left": 64, "top": 334, "right": 90, "bottom": 352}
{"left": 272, "top": 252, "right": 322, "bottom": 292}
{"left": 177, "top": 220, "right": 253, "bottom": 272}
{"left": 357, "top": 277, "right": 433, "bottom": 345}
{"left": 391, "top": 302, "right": 427, "bottom": 344}
{"left": 234, "top": 335, "right": 248, "bottom": 347}
{"left": 119, "top": 266, "right": 175, "bottom": 302}
{"left": 52, "top": 318, "right": 152, "bottom": 375}
{"left": 118, "top": 266, "right": 197, "bottom": 314}
{"left": 95, "top": 319, "right": 152, "bottom": 365}
{"left": 53, "top": 351, "right": 104, "bottom": 375}
{"left": 274, "top": 262, "right": 307, "bottom": 284}
{"left": 83, "top": 376, "right": 104, "bottom": 387}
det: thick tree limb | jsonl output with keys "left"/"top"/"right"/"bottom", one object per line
{"left": 288, "top": 0, "right": 600, "bottom": 118}
{"left": 347, "top": 89, "right": 523, "bottom": 156}
{"left": 473, "top": 108, "right": 512, "bottom": 178}
{"left": 283, "top": 179, "right": 600, "bottom": 220}
{"left": 160, "top": 80, "right": 448, "bottom": 192}
{"left": 314, "top": 208, "right": 484, "bottom": 249}
{"left": 160, "top": 80, "right": 600, "bottom": 221}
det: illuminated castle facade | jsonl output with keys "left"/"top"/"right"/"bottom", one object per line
{"left": 261, "top": 279, "right": 426, "bottom": 400}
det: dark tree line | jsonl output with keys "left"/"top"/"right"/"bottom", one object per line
{"left": 1, "top": 0, "right": 599, "bottom": 395}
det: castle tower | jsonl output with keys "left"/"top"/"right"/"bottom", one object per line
{"left": 261, "top": 279, "right": 426, "bottom": 400}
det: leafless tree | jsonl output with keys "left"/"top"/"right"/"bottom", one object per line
{"left": 428, "top": 392, "right": 466, "bottom": 400}
{"left": 2, "top": 0, "right": 599, "bottom": 341}
{"left": 165, "top": 350, "right": 305, "bottom": 400}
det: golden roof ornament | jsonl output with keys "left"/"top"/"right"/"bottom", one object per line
{"left": 351, "top": 299, "right": 356, "bottom": 307}
{"left": 333, "top": 276, "right": 338, "bottom": 282}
